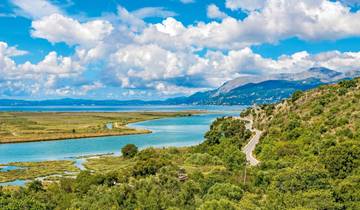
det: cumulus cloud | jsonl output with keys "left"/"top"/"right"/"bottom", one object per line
{"left": 138, "top": 0, "right": 360, "bottom": 50}
{"left": 4, "top": 1, "right": 360, "bottom": 98}
{"left": 0, "top": 42, "right": 27, "bottom": 57}
{"left": 108, "top": 44, "right": 189, "bottom": 88}
{"left": 103, "top": 43, "right": 360, "bottom": 95}
{"left": 3, "top": 38, "right": 360, "bottom": 98}
{"left": 11, "top": 0, "right": 62, "bottom": 19}
{"left": 207, "top": 4, "right": 229, "bottom": 19}
{"left": 31, "top": 13, "right": 113, "bottom": 47}
{"left": 0, "top": 41, "right": 99, "bottom": 97}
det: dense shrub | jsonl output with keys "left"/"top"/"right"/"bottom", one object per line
{"left": 185, "top": 153, "right": 223, "bottom": 166}
{"left": 321, "top": 142, "right": 360, "bottom": 179}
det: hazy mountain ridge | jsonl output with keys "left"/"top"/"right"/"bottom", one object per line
{"left": 166, "top": 67, "right": 360, "bottom": 105}
{"left": 1, "top": 67, "right": 359, "bottom": 106}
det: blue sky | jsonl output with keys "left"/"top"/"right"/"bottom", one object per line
{"left": 1, "top": 0, "right": 360, "bottom": 100}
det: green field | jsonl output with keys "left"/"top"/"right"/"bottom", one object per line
{"left": 0, "top": 111, "right": 197, "bottom": 143}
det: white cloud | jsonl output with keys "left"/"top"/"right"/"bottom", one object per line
{"left": 20, "top": 51, "right": 83, "bottom": 76}
{"left": 0, "top": 42, "right": 18, "bottom": 78}
{"left": 103, "top": 41, "right": 360, "bottom": 95}
{"left": 31, "top": 13, "right": 113, "bottom": 47}
{"left": 207, "top": 4, "right": 229, "bottom": 19}
{"left": 117, "top": 6, "right": 146, "bottom": 32}
{"left": 11, "top": 0, "right": 62, "bottom": 19}
{"left": 5, "top": 2, "right": 360, "bottom": 98}
{"left": 138, "top": 0, "right": 360, "bottom": 50}
{"left": 3, "top": 38, "right": 360, "bottom": 97}
{"left": 204, "top": 48, "right": 360, "bottom": 77}
{"left": 115, "top": 6, "right": 176, "bottom": 33}
{"left": 0, "top": 42, "right": 97, "bottom": 97}
{"left": 109, "top": 44, "right": 188, "bottom": 86}
{"left": 132, "top": 7, "right": 177, "bottom": 19}
{"left": 0, "top": 42, "right": 27, "bottom": 57}
{"left": 225, "top": 0, "right": 266, "bottom": 11}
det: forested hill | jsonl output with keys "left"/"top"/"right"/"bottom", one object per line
{"left": 241, "top": 78, "right": 360, "bottom": 209}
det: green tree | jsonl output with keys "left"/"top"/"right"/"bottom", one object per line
{"left": 222, "top": 146, "right": 246, "bottom": 171}
{"left": 121, "top": 144, "right": 138, "bottom": 158}
{"left": 27, "top": 180, "right": 44, "bottom": 192}
{"left": 291, "top": 90, "right": 303, "bottom": 102}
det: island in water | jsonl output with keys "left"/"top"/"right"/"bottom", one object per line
{"left": 0, "top": 111, "right": 200, "bottom": 144}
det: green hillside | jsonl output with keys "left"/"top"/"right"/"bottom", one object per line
{"left": 0, "top": 78, "right": 359, "bottom": 209}
{"left": 247, "top": 78, "right": 360, "bottom": 209}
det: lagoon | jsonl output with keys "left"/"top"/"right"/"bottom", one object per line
{"left": 0, "top": 106, "right": 245, "bottom": 164}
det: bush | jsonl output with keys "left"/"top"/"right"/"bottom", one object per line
{"left": 291, "top": 90, "right": 303, "bottom": 102}
{"left": 311, "top": 105, "right": 324, "bottom": 115}
{"left": 121, "top": 144, "right": 138, "bottom": 158}
{"left": 204, "top": 183, "right": 244, "bottom": 201}
{"left": 222, "top": 146, "right": 246, "bottom": 171}
{"left": 132, "top": 158, "right": 170, "bottom": 177}
{"left": 185, "top": 153, "right": 223, "bottom": 166}
{"left": 27, "top": 180, "right": 44, "bottom": 192}
{"left": 199, "top": 199, "right": 238, "bottom": 210}
{"left": 339, "top": 79, "right": 357, "bottom": 89}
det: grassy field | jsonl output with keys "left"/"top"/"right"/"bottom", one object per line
{"left": 0, "top": 111, "right": 198, "bottom": 143}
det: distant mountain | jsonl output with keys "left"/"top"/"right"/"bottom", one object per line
{"left": 215, "top": 67, "right": 344, "bottom": 96}
{"left": 166, "top": 67, "right": 360, "bottom": 105}
{"left": 165, "top": 78, "right": 324, "bottom": 105}
{"left": 1, "top": 67, "right": 359, "bottom": 106}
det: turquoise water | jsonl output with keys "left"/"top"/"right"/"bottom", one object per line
{"left": 0, "top": 179, "right": 27, "bottom": 186}
{"left": 0, "top": 111, "right": 243, "bottom": 164}
{"left": 0, "top": 165, "right": 25, "bottom": 172}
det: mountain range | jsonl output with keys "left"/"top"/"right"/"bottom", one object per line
{"left": 165, "top": 67, "right": 360, "bottom": 105}
{"left": 1, "top": 67, "right": 359, "bottom": 106}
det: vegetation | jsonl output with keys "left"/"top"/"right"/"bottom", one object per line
{"left": 0, "top": 161, "right": 79, "bottom": 183}
{"left": 0, "top": 111, "right": 199, "bottom": 143}
{"left": 121, "top": 144, "right": 138, "bottom": 158}
{"left": 0, "top": 116, "right": 252, "bottom": 209}
{"left": 1, "top": 78, "right": 360, "bottom": 209}
{"left": 249, "top": 78, "right": 360, "bottom": 209}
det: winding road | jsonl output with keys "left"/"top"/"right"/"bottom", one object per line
{"left": 239, "top": 117, "right": 263, "bottom": 166}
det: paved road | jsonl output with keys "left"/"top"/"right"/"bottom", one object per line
{"left": 239, "top": 117, "right": 263, "bottom": 166}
